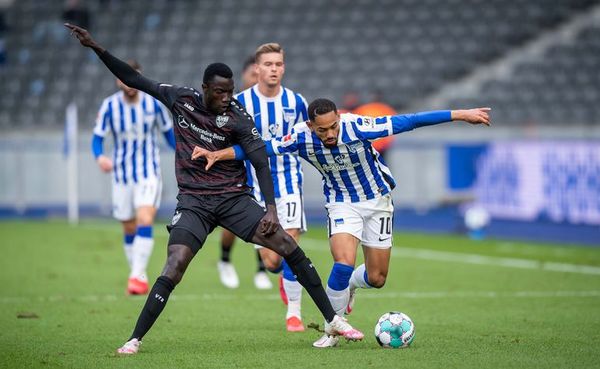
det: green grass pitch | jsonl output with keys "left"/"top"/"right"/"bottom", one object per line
{"left": 1, "top": 220, "right": 599, "bottom": 368}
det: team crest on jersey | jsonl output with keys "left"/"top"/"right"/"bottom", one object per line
{"left": 216, "top": 115, "right": 229, "bottom": 128}
{"left": 358, "top": 117, "right": 374, "bottom": 127}
{"left": 283, "top": 108, "right": 296, "bottom": 123}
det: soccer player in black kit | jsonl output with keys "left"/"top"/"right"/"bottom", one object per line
{"left": 65, "top": 23, "right": 364, "bottom": 354}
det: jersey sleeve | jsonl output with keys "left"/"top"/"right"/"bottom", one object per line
{"left": 93, "top": 99, "right": 112, "bottom": 137}
{"left": 155, "top": 84, "right": 186, "bottom": 110}
{"left": 295, "top": 93, "right": 308, "bottom": 124}
{"left": 270, "top": 129, "right": 300, "bottom": 155}
{"left": 346, "top": 113, "right": 394, "bottom": 141}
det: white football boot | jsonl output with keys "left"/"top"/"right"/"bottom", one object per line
{"left": 328, "top": 315, "right": 364, "bottom": 341}
{"left": 253, "top": 271, "right": 273, "bottom": 290}
{"left": 313, "top": 334, "right": 340, "bottom": 348}
{"left": 217, "top": 261, "right": 239, "bottom": 289}
{"left": 116, "top": 338, "right": 141, "bottom": 355}
{"left": 312, "top": 315, "right": 364, "bottom": 348}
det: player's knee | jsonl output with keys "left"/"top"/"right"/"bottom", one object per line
{"left": 278, "top": 233, "right": 297, "bottom": 257}
{"left": 263, "top": 258, "right": 281, "bottom": 271}
{"left": 136, "top": 214, "right": 154, "bottom": 227}
{"left": 368, "top": 273, "right": 387, "bottom": 288}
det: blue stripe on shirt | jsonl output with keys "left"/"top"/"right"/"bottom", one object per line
{"left": 330, "top": 145, "right": 360, "bottom": 202}
{"left": 142, "top": 97, "right": 148, "bottom": 179}
{"left": 267, "top": 101, "right": 280, "bottom": 198}
{"left": 118, "top": 100, "right": 127, "bottom": 184}
{"left": 106, "top": 101, "right": 118, "bottom": 183}
{"left": 341, "top": 125, "right": 374, "bottom": 200}
{"left": 312, "top": 135, "right": 343, "bottom": 202}
{"left": 130, "top": 107, "right": 138, "bottom": 183}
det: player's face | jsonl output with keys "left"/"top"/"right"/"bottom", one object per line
{"left": 202, "top": 76, "right": 235, "bottom": 114}
{"left": 256, "top": 52, "right": 284, "bottom": 88}
{"left": 241, "top": 64, "right": 258, "bottom": 90}
{"left": 308, "top": 111, "right": 340, "bottom": 148}
{"left": 116, "top": 78, "right": 138, "bottom": 99}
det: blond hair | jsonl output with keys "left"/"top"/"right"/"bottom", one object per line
{"left": 255, "top": 43, "right": 284, "bottom": 63}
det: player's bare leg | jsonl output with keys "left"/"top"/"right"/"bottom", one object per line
{"left": 251, "top": 228, "right": 363, "bottom": 344}
{"left": 346, "top": 246, "right": 391, "bottom": 315}
{"left": 127, "top": 205, "right": 157, "bottom": 295}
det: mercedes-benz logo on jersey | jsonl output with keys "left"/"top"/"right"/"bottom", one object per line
{"left": 216, "top": 115, "right": 229, "bottom": 128}
{"left": 334, "top": 154, "right": 346, "bottom": 165}
{"left": 177, "top": 115, "right": 189, "bottom": 129}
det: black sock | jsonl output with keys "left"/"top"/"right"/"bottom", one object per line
{"left": 284, "top": 247, "right": 336, "bottom": 323}
{"left": 256, "top": 250, "right": 266, "bottom": 272}
{"left": 220, "top": 246, "right": 231, "bottom": 263}
{"left": 129, "top": 276, "right": 175, "bottom": 340}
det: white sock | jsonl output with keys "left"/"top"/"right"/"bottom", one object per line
{"left": 130, "top": 236, "right": 153, "bottom": 280}
{"left": 123, "top": 241, "right": 134, "bottom": 270}
{"left": 326, "top": 285, "right": 350, "bottom": 317}
{"left": 284, "top": 279, "right": 303, "bottom": 319}
{"left": 349, "top": 263, "right": 372, "bottom": 290}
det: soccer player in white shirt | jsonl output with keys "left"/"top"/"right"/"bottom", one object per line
{"left": 236, "top": 43, "right": 309, "bottom": 332}
{"left": 92, "top": 60, "right": 176, "bottom": 295}
{"left": 192, "top": 98, "right": 490, "bottom": 347}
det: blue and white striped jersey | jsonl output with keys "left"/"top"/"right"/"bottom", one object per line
{"left": 270, "top": 113, "right": 399, "bottom": 203}
{"left": 235, "top": 85, "right": 308, "bottom": 201}
{"left": 93, "top": 91, "right": 172, "bottom": 184}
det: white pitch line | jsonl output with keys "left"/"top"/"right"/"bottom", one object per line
{"left": 300, "top": 238, "right": 600, "bottom": 275}
{"left": 3, "top": 290, "right": 600, "bottom": 305}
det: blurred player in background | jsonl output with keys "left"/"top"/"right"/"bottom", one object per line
{"left": 67, "top": 23, "right": 364, "bottom": 354}
{"left": 216, "top": 55, "right": 273, "bottom": 291}
{"left": 192, "top": 99, "right": 491, "bottom": 347}
{"left": 92, "top": 59, "right": 175, "bottom": 295}
{"left": 233, "top": 43, "right": 309, "bottom": 332}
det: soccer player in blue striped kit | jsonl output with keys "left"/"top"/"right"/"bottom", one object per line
{"left": 192, "top": 98, "right": 491, "bottom": 347}
{"left": 234, "top": 43, "right": 309, "bottom": 332}
{"left": 92, "top": 59, "right": 176, "bottom": 295}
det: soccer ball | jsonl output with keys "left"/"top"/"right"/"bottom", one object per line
{"left": 374, "top": 312, "right": 415, "bottom": 348}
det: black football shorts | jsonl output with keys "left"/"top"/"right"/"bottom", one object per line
{"left": 166, "top": 191, "right": 266, "bottom": 253}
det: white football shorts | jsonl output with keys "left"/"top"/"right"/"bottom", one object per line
{"left": 325, "top": 194, "right": 394, "bottom": 249}
{"left": 254, "top": 192, "right": 306, "bottom": 249}
{"left": 112, "top": 177, "right": 162, "bottom": 221}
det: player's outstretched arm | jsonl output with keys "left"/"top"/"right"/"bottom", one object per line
{"left": 65, "top": 23, "right": 163, "bottom": 102}
{"left": 451, "top": 107, "right": 491, "bottom": 126}
{"left": 191, "top": 141, "right": 279, "bottom": 170}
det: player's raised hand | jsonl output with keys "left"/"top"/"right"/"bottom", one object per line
{"left": 191, "top": 146, "right": 219, "bottom": 170}
{"left": 259, "top": 205, "right": 281, "bottom": 236}
{"left": 64, "top": 23, "right": 103, "bottom": 51}
{"left": 451, "top": 107, "right": 491, "bottom": 126}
